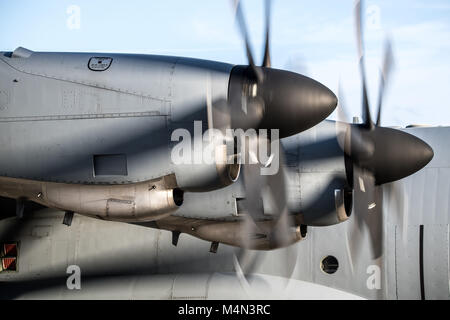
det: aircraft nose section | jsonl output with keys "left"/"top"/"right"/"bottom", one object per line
{"left": 259, "top": 69, "right": 337, "bottom": 138}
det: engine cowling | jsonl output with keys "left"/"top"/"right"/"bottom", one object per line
{"left": 285, "top": 120, "right": 353, "bottom": 226}
{"left": 296, "top": 172, "right": 352, "bottom": 226}
{"left": 171, "top": 130, "right": 240, "bottom": 192}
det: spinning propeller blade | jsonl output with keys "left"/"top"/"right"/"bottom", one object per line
{"left": 337, "top": 0, "right": 433, "bottom": 261}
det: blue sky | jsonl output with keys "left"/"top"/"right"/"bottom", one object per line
{"left": 1, "top": 0, "right": 450, "bottom": 127}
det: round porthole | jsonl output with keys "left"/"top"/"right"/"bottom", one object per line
{"left": 321, "top": 255, "right": 339, "bottom": 274}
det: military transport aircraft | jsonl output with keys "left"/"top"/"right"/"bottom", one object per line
{"left": 0, "top": 0, "right": 447, "bottom": 300}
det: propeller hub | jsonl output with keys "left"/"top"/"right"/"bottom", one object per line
{"left": 228, "top": 66, "right": 338, "bottom": 138}
{"left": 349, "top": 126, "right": 434, "bottom": 184}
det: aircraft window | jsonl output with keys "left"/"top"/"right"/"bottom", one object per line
{"left": 320, "top": 255, "right": 338, "bottom": 274}
{"left": 0, "top": 242, "right": 18, "bottom": 272}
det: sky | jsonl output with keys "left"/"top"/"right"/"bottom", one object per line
{"left": 1, "top": 0, "right": 450, "bottom": 127}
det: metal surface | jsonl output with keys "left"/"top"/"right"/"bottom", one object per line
{"left": 0, "top": 126, "right": 448, "bottom": 299}
{"left": 0, "top": 175, "right": 182, "bottom": 222}
{"left": 0, "top": 51, "right": 232, "bottom": 185}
